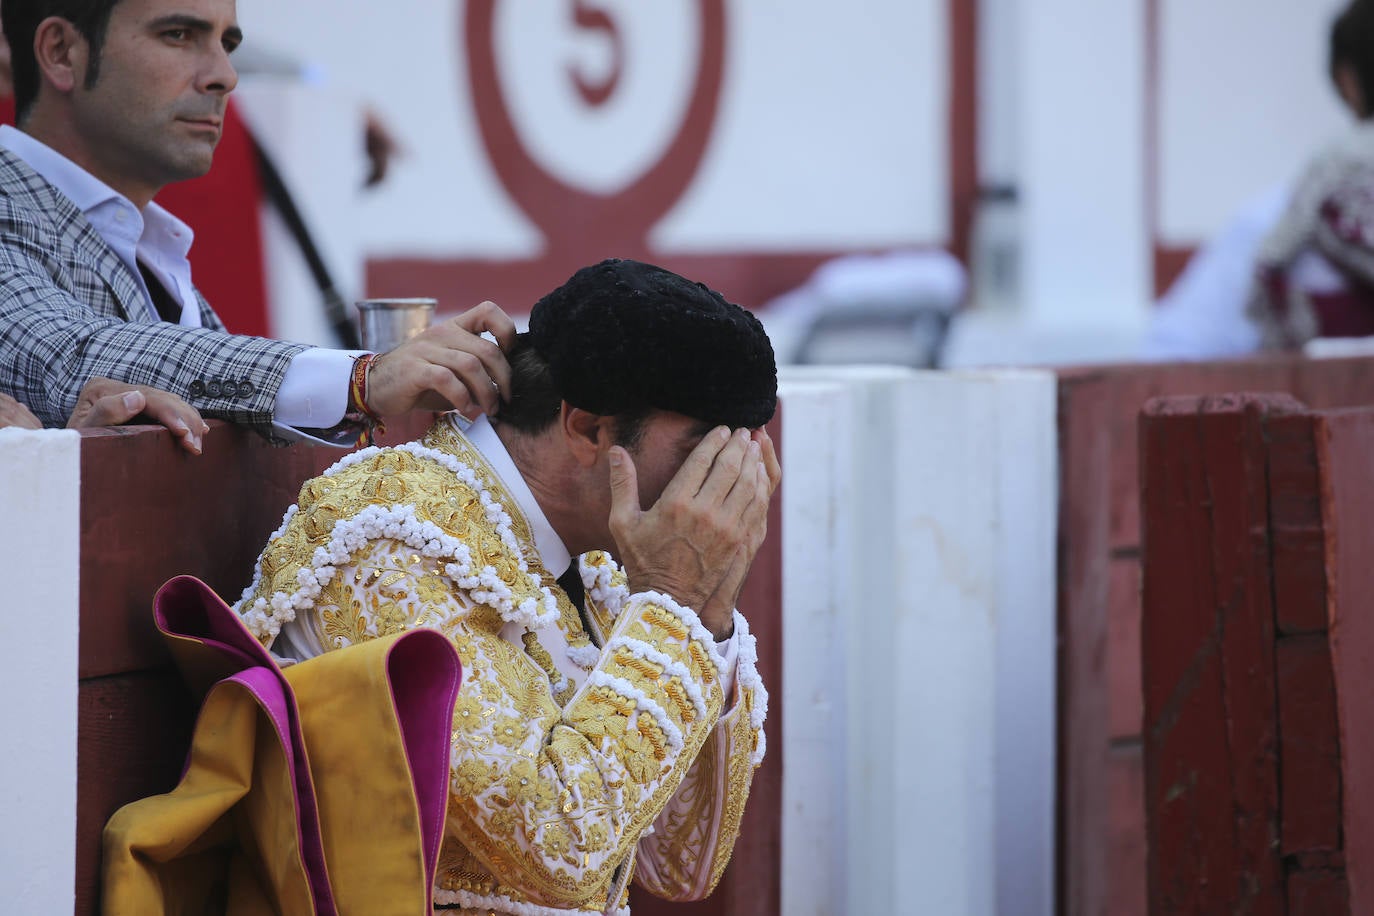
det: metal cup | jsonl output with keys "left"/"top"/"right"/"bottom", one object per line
{"left": 356, "top": 298, "right": 437, "bottom": 352}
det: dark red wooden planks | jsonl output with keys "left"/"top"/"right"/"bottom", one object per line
{"left": 1059, "top": 355, "right": 1374, "bottom": 916}
{"left": 1140, "top": 394, "right": 1299, "bottom": 915}
{"left": 1318, "top": 410, "right": 1374, "bottom": 914}
{"left": 74, "top": 670, "right": 196, "bottom": 916}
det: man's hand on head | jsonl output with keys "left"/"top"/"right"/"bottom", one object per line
{"left": 364, "top": 300, "right": 517, "bottom": 419}
{"left": 607, "top": 427, "right": 774, "bottom": 640}
{"left": 694, "top": 428, "right": 781, "bottom": 632}
{"left": 67, "top": 378, "right": 208, "bottom": 455}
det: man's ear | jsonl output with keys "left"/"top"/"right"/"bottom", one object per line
{"left": 560, "top": 404, "right": 614, "bottom": 467}
{"left": 33, "top": 17, "right": 88, "bottom": 96}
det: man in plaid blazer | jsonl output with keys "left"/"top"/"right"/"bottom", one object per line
{"left": 0, "top": 0, "right": 511, "bottom": 445}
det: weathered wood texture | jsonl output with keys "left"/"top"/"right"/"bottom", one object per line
{"left": 1057, "top": 356, "right": 1374, "bottom": 916}
{"left": 1318, "top": 410, "right": 1374, "bottom": 914}
{"left": 77, "top": 414, "right": 784, "bottom": 916}
{"left": 74, "top": 670, "right": 197, "bottom": 916}
{"left": 1139, "top": 394, "right": 1292, "bottom": 916}
{"left": 1139, "top": 394, "right": 1374, "bottom": 914}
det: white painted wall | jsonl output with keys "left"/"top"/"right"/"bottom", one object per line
{"left": 0, "top": 429, "right": 80, "bottom": 913}
{"left": 235, "top": 0, "right": 950, "bottom": 258}
{"left": 987, "top": 374, "right": 1059, "bottom": 915}
{"left": 654, "top": 0, "right": 948, "bottom": 252}
{"left": 950, "top": 0, "right": 1155, "bottom": 365}
{"left": 234, "top": 82, "right": 369, "bottom": 348}
{"left": 237, "top": 0, "right": 540, "bottom": 260}
{"left": 1019, "top": 0, "right": 1149, "bottom": 327}
{"left": 780, "top": 366, "right": 911, "bottom": 915}
{"left": 896, "top": 369, "right": 1057, "bottom": 916}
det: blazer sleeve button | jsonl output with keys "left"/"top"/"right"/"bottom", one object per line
{"left": 238, "top": 379, "right": 256, "bottom": 398}
{"left": 188, "top": 380, "right": 206, "bottom": 398}
{"left": 206, "top": 380, "right": 222, "bottom": 398}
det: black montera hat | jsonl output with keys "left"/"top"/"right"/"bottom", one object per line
{"left": 526, "top": 259, "right": 777, "bottom": 429}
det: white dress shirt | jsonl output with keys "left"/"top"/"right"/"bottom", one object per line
{"left": 0, "top": 125, "right": 359, "bottom": 437}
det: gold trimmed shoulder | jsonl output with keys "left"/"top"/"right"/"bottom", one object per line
{"left": 235, "top": 442, "right": 557, "bottom": 644}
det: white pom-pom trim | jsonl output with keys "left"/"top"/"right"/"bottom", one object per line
{"left": 603, "top": 636, "right": 709, "bottom": 721}
{"left": 237, "top": 503, "right": 557, "bottom": 642}
{"left": 732, "top": 610, "right": 770, "bottom": 765}
{"left": 566, "top": 644, "right": 603, "bottom": 669}
{"left": 234, "top": 502, "right": 298, "bottom": 611}
{"left": 578, "top": 552, "right": 628, "bottom": 619}
{"left": 431, "top": 887, "right": 626, "bottom": 916}
{"left": 236, "top": 445, "right": 560, "bottom": 640}
{"left": 625, "top": 591, "right": 726, "bottom": 677}
{"left": 584, "top": 671, "right": 684, "bottom": 755}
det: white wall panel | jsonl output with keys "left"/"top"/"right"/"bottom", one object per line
{"left": 0, "top": 429, "right": 80, "bottom": 913}
{"left": 1019, "top": 0, "right": 1149, "bottom": 324}
{"left": 778, "top": 366, "right": 1057, "bottom": 916}
{"left": 778, "top": 380, "right": 855, "bottom": 916}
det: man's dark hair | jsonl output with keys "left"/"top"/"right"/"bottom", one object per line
{"left": 3, "top": 0, "right": 123, "bottom": 123}
{"left": 525, "top": 259, "right": 777, "bottom": 433}
{"left": 499, "top": 334, "right": 652, "bottom": 448}
{"left": 1332, "top": 0, "right": 1374, "bottom": 119}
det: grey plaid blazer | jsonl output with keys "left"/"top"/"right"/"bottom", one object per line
{"left": 0, "top": 147, "right": 309, "bottom": 436}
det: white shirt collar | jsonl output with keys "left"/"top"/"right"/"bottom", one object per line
{"left": 0, "top": 125, "right": 189, "bottom": 236}
{"left": 461, "top": 415, "right": 573, "bottom": 576}
{"left": 0, "top": 125, "right": 197, "bottom": 323}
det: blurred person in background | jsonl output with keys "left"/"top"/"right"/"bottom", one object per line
{"left": 1247, "top": 0, "right": 1374, "bottom": 349}
{"left": 0, "top": 0, "right": 510, "bottom": 443}
{"left": 1146, "top": 0, "right": 1374, "bottom": 359}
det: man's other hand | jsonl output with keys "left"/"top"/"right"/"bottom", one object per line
{"left": 694, "top": 427, "right": 781, "bottom": 629}
{"left": 67, "top": 378, "right": 208, "bottom": 455}
{"left": 0, "top": 393, "right": 42, "bottom": 430}
{"left": 365, "top": 300, "right": 517, "bottom": 420}
{"left": 608, "top": 427, "right": 773, "bottom": 639}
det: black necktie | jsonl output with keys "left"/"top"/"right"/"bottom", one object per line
{"left": 558, "top": 561, "right": 608, "bottom": 644}
{"left": 556, "top": 563, "right": 586, "bottom": 611}
{"left": 138, "top": 261, "right": 182, "bottom": 323}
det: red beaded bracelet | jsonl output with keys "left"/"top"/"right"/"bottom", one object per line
{"left": 347, "top": 353, "right": 386, "bottom": 447}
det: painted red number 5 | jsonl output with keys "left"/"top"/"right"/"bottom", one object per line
{"left": 568, "top": 0, "right": 623, "bottom": 107}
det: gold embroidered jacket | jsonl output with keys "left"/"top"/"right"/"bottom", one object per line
{"left": 236, "top": 415, "right": 768, "bottom": 916}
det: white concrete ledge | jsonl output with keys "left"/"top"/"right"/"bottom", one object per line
{"left": 0, "top": 429, "right": 81, "bottom": 913}
{"left": 778, "top": 379, "right": 858, "bottom": 916}
{"left": 777, "top": 366, "right": 1057, "bottom": 916}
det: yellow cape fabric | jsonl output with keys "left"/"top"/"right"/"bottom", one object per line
{"left": 102, "top": 578, "right": 459, "bottom": 915}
